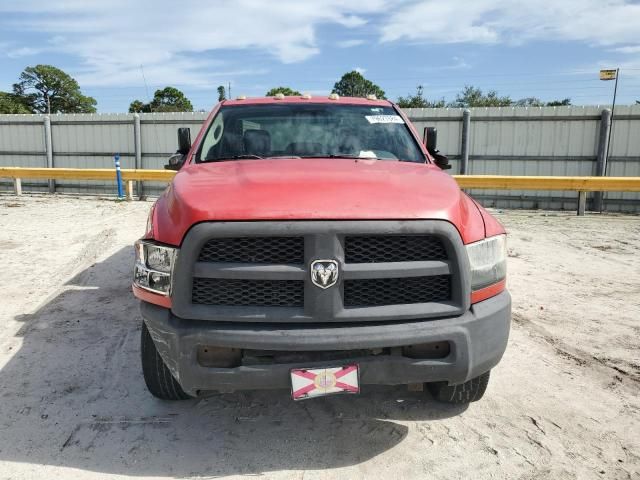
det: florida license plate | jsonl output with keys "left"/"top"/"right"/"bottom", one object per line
{"left": 290, "top": 365, "right": 360, "bottom": 400}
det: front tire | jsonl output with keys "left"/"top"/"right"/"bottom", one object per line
{"left": 427, "top": 371, "right": 491, "bottom": 404}
{"left": 140, "top": 321, "right": 192, "bottom": 400}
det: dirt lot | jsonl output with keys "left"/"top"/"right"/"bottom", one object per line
{"left": 0, "top": 195, "right": 638, "bottom": 480}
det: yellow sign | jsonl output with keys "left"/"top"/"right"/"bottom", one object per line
{"left": 600, "top": 69, "right": 617, "bottom": 80}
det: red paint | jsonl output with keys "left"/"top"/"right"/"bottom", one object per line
{"left": 137, "top": 96, "right": 507, "bottom": 309}
{"left": 469, "top": 197, "right": 506, "bottom": 237}
{"left": 153, "top": 159, "right": 486, "bottom": 246}
{"left": 471, "top": 279, "right": 507, "bottom": 304}
{"left": 132, "top": 284, "right": 172, "bottom": 308}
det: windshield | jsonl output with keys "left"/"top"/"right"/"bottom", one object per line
{"left": 196, "top": 103, "right": 425, "bottom": 163}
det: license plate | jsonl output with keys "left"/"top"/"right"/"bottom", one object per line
{"left": 291, "top": 364, "right": 360, "bottom": 400}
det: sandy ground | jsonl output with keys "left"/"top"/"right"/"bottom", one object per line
{"left": 0, "top": 195, "right": 638, "bottom": 480}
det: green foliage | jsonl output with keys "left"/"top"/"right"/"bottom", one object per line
{"left": 265, "top": 86, "right": 302, "bottom": 96}
{"left": 449, "top": 85, "right": 512, "bottom": 108}
{"left": 217, "top": 85, "right": 226, "bottom": 102}
{"left": 0, "top": 92, "right": 31, "bottom": 114}
{"left": 514, "top": 97, "right": 545, "bottom": 107}
{"left": 332, "top": 71, "right": 386, "bottom": 99}
{"left": 128, "top": 100, "right": 149, "bottom": 113}
{"left": 396, "top": 85, "right": 445, "bottom": 108}
{"left": 129, "top": 86, "right": 193, "bottom": 113}
{"left": 12, "top": 64, "right": 97, "bottom": 113}
{"left": 546, "top": 98, "right": 572, "bottom": 106}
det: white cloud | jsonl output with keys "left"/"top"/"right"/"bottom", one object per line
{"left": 354, "top": 66, "right": 367, "bottom": 74}
{"left": 2, "top": 0, "right": 640, "bottom": 90}
{"left": 6, "top": 46, "right": 42, "bottom": 58}
{"left": 612, "top": 45, "right": 640, "bottom": 54}
{"left": 336, "top": 39, "right": 366, "bottom": 48}
{"left": 0, "top": 0, "right": 390, "bottom": 86}
{"left": 447, "top": 56, "right": 470, "bottom": 70}
{"left": 380, "top": 0, "right": 640, "bottom": 47}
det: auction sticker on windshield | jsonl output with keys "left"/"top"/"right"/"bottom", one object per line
{"left": 365, "top": 115, "right": 404, "bottom": 124}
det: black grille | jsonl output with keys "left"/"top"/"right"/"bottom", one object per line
{"left": 192, "top": 278, "right": 303, "bottom": 307}
{"left": 344, "top": 275, "right": 451, "bottom": 307}
{"left": 344, "top": 235, "right": 447, "bottom": 263}
{"left": 198, "top": 237, "right": 304, "bottom": 264}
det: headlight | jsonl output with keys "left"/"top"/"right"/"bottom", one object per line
{"left": 466, "top": 234, "right": 507, "bottom": 291}
{"left": 133, "top": 241, "right": 178, "bottom": 295}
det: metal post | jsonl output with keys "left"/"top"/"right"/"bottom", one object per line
{"left": 114, "top": 153, "right": 124, "bottom": 199}
{"left": 605, "top": 68, "right": 619, "bottom": 169}
{"left": 44, "top": 116, "right": 55, "bottom": 193}
{"left": 126, "top": 180, "right": 134, "bottom": 201}
{"left": 133, "top": 113, "right": 143, "bottom": 199}
{"left": 593, "top": 108, "right": 612, "bottom": 212}
{"left": 460, "top": 109, "right": 471, "bottom": 174}
{"left": 13, "top": 178, "right": 22, "bottom": 196}
{"left": 577, "top": 191, "right": 586, "bottom": 216}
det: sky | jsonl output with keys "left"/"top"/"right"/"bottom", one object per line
{"left": 1, "top": 0, "right": 639, "bottom": 112}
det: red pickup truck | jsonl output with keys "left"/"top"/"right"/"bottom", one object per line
{"left": 133, "top": 95, "right": 510, "bottom": 403}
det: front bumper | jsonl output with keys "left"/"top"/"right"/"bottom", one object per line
{"left": 141, "top": 291, "right": 511, "bottom": 396}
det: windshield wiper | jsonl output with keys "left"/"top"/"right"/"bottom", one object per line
{"left": 300, "top": 154, "right": 382, "bottom": 160}
{"left": 201, "top": 154, "right": 263, "bottom": 163}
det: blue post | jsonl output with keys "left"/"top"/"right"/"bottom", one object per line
{"left": 114, "top": 153, "right": 124, "bottom": 199}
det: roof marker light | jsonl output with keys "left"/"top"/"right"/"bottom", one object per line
{"left": 301, "top": 93, "right": 311, "bottom": 99}
{"left": 328, "top": 93, "right": 339, "bottom": 100}
{"left": 274, "top": 93, "right": 285, "bottom": 100}
{"left": 236, "top": 95, "right": 247, "bottom": 100}
{"left": 367, "top": 94, "right": 377, "bottom": 100}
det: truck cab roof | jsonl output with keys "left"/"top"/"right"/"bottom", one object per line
{"left": 222, "top": 95, "right": 392, "bottom": 107}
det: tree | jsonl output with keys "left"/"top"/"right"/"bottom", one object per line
{"left": 12, "top": 65, "right": 97, "bottom": 113}
{"left": 449, "top": 85, "right": 512, "bottom": 108}
{"left": 128, "top": 100, "right": 149, "bottom": 113}
{"left": 266, "top": 86, "right": 302, "bottom": 96}
{"left": 217, "top": 85, "right": 226, "bottom": 102}
{"left": 332, "top": 71, "right": 386, "bottom": 99}
{"left": 546, "top": 98, "right": 572, "bottom": 106}
{"left": 0, "top": 92, "right": 31, "bottom": 114}
{"left": 129, "top": 86, "right": 193, "bottom": 113}
{"left": 514, "top": 97, "right": 545, "bottom": 107}
{"left": 396, "top": 85, "right": 445, "bottom": 108}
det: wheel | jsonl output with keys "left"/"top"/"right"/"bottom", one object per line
{"left": 140, "top": 321, "right": 192, "bottom": 400}
{"left": 427, "top": 371, "right": 491, "bottom": 404}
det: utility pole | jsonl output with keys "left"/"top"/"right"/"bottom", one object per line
{"left": 597, "top": 67, "right": 620, "bottom": 212}
{"left": 599, "top": 68, "right": 619, "bottom": 171}
{"left": 228, "top": 81, "right": 232, "bottom": 100}
{"left": 605, "top": 68, "right": 619, "bottom": 169}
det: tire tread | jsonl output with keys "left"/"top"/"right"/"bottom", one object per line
{"left": 141, "top": 321, "right": 192, "bottom": 400}
{"left": 427, "top": 371, "right": 491, "bottom": 404}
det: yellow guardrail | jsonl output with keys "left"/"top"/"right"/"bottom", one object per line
{"left": 1, "top": 167, "right": 639, "bottom": 214}
{"left": 454, "top": 175, "right": 640, "bottom": 192}
{"left": 0, "top": 167, "right": 172, "bottom": 182}
{"left": 2, "top": 167, "right": 640, "bottom": 191}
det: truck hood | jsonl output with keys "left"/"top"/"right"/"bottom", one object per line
{"left": 153, "top": 159, "right": 486, "bottom": 245}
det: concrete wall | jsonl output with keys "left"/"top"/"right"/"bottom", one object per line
{"left": 1, "top": 106, "right": 639, "bottom": 211}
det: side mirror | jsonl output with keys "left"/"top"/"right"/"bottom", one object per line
{"left": 423, "top": 126, "right": 451, "bottom": 170}
{"left": 177, "top": 127, "right": 191, "bottom": 155}
{"left": 164, "top": 153, "right": 185, "bottom": 171}
{"left": 424, "top": 127, "right": 437, "bottom": 151}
